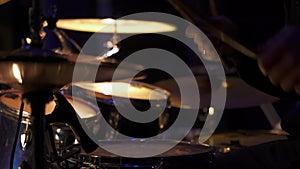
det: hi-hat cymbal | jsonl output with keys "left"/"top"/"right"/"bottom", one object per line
{"left": 0, "top": 49, "right": 145, "bottom": 93}
{"left": 153, "top": 75, "right": 279, "bottom": 109}
{"left": 0, "top": 48, "right": 76, "bottom": 93}
{"left": 56, "top": 18, "right": 177, "bottom": 33}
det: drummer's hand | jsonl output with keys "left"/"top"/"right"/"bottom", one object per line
{"left": 257, "top": 26, "right": 300, "bottom": 95}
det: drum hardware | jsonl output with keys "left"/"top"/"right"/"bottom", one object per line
{"left": 50, "top": 29, "right": 82, "bottom": 57}
{"left": 43, "top": 92, "right": 99, "bottom": 168}
{"left": 47, "top": 123, "right": 82, "bottom": 169}
{"left": 42, "top": 6, "right": 82, "bottom": 59}
{"left": 20, "top": 121, "right": 32, "bottom": 151}
{"left": 47, "top": 92, "right": 99, "bottom": 153}
{"left": 0, "top": 89, "right": 101, "bottom": 168}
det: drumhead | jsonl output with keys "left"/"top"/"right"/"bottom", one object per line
{"left": 0, "top": 90, "right": 98, "bottom": 119}
{"left": 80, "top": 139, "right": 214, "bottom": 169}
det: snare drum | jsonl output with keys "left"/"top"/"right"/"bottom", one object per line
{"left": 79, "top": 139, "right": 214, "bottom": 169}
{"left": 73, "top": 81, "right": 173, "bottom": 138}
{"left": 0, "top": 90, "right": 33, "bottom": 168}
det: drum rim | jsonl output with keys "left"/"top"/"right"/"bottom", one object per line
{"left": 79, "top": 139, "right": 213, "bottom": 168}
{"left": 0, "top": 89, "right": 101, "bottom": 119}
{"left": 0, "top": 89, "right": 31, "bottom": 119}
{"left": 81, "top": 138, "right": 213, "bottom": 157}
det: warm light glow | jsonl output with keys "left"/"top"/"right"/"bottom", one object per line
{"left": 42, "top": 20, "right": 48, "bottom": 27}
{"left": 102, "top": 18, "right": 116, "bottom": 24}
{"left": 222, "top": 81, "right": 229, "bottom": 88}
{"left": 106, "top": 45, "right": 120, "bottom": 57}
{"left": 56, "top": 128, "right": 61, "bottom": 133}
{"left": 56, "top": 18, "right": 177, "bottom": 33}
{"left": 208, "top": 106, "right": 215, "bottom": 116}
{"left": 20, "top": 133, "right": 26, "bottom": 149}
{"left": 106, "top": 40, "right": 114, "bottom": 48}
{"left": 25, "top": 37, "right": 32, "bottom": 44}
{"left": 74, "top": 82, "right": 168, "bottom": 100}
{"left": 12, "top": 63, "right": 22, "bottom": 83}
{"left": 55, "top": 134, "right": 60, "bottom": 141}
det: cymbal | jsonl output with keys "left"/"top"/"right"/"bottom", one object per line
{"left": 0, "top": 48, "right": 76, "bottom": 93}
{"left": 153, "top": 75, "right": 279, "bottom": 109}
{"left": 56, "top": 18, "right": 177, "bottom": 33}
{"left": 205, "top": 130, "right": 289, "bottom": 151}
{"left": 72, "top": 81, "right": 170, "bottom": 101}
{"left": 185, "top": 129, "right": 289, "bottom": 153}
{"left": 0, "top": 49, "right": 145, "bottom": 93}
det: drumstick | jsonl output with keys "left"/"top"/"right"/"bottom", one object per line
{"left": 0, "top": 0, "right": 10, "bottom": 5}
{"left": 167, "top": 0, "right": 258, "bottom": 60}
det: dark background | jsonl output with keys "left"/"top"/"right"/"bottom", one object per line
{"left": 0, "top": 0, "right": 298, "bottom": 131}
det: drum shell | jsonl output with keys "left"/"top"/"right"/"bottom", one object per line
{"left": 0, "top": 96, "right": 32, "bottom": 168}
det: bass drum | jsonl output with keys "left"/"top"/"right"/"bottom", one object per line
{"left": 79, "top": 139, "right": 214, "bottom": 169}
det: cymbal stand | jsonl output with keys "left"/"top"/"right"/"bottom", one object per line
{"left": 22, "top": 91, "right": 53, "bottom": 169}
{"left": 19, "top": 0, "right": 54, "bottom": 168}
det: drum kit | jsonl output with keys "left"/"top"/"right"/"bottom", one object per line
{"left": 0, "top": 0, "right": 289, "bottom": 169}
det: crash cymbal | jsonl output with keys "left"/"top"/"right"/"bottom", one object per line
{"left": 153, "top": 75, "right": 279, "bottom": 109}
{"left": 56, "top": 18, "right": 177, "bottom": 33}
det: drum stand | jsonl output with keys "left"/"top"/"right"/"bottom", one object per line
{"left": 22, "top": 91, "right": 54, "bottom": 169}
{"left": 4, "top": 0, "right": 71, "bottom": 168}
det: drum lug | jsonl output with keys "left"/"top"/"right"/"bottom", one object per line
{"left": 20, "top": 122, "right": 32, "bottom": 151}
